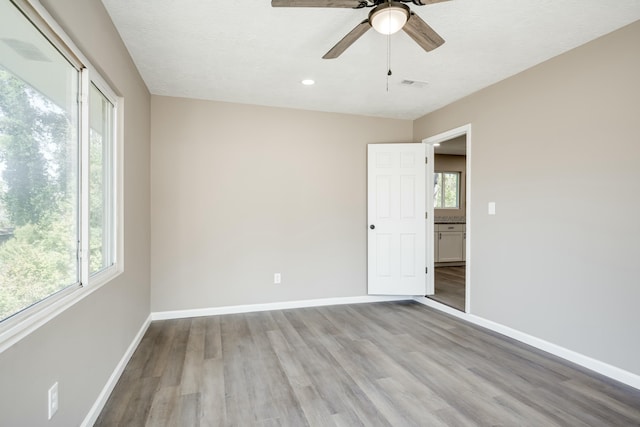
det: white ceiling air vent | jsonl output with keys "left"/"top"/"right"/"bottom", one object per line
{"left": 400, "top": 79, "right": 429, "bottom": 88}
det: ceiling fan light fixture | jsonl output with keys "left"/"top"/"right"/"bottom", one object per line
{"left": 369, "top": 2, "right": 410, "bottom": 35}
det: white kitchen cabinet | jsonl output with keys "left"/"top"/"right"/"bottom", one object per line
{"left": 435, "top": 224, "right": 465, "bottom": 262}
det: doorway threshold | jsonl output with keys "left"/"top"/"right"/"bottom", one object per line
{"left": 426, "top": 294, "right": 464, "bottom": 312}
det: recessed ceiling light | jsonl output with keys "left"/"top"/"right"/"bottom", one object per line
{"left": 301, "top": 79, "right": 315, "bottom": 86}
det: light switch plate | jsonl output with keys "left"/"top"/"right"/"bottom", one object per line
{"left": 48, "top": 382, "right": 58, "bottom": 419}
{"left": 488, "top": 202, "right": 496, "bottom": 215}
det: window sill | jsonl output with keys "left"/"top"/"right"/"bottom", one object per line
{"left": 0, "top": 265, "right": 123, "bottom": 354}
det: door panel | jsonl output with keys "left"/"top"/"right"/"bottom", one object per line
{"left": 400, "top": 175, "right": 416, "bottom": 218}
{"left": 376, "top": 233, "right": 392, "bottom": 277}
{"left": 368, "top": 143, "right": 426, "bottom": 295}
{"left": 400, "top": 233, "right": 416, "bottom": 276}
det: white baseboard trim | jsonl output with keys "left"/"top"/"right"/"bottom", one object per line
{"left": 81, "top": 315, "right": 152, "bottom": 427}
{"left": 413, "top": 296, "right": 640, "bottom": 390}
{"left": 151, "top": 295, "right": 410, "bottom": 321}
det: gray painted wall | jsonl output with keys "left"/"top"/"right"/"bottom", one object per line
{"left": 151, "top": 96, "right": 413, "bottom": 311}
{"left": 0, "top": 1, "right": 151, "bottom": 425}
{"left": 414, "top": 21, "right": 640, "bottom": 376}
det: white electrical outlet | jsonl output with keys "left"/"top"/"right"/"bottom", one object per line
{"left": 274, "top": 273, "right": 281, "bottom": 284}
{"left": 48, "top": 382, "right": 59, "bottom": 420}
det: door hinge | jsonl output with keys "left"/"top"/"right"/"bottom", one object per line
{"left": 425, "top": 157, "right": 428, "bottom": 164}
{"left": 425, "top": 267, "right": 428, "bottom": 274}
{"left": 425, "top": 212, "right": 428, "bottom": 219}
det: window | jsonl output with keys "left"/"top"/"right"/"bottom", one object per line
{"left": 89, "top": 84, "right": 115, "bottom": 276}
{"left": 434, "top": 172, "right": 460, "bottom": 209}
{"left": 0, "top": 1, "right": 119, "bottom": 331}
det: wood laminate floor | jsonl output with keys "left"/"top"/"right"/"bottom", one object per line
{"left": 95, "top": 301, "right": 640, "bottom": 426}
{"left": 429, "top": 266, "right": 466, "bottom": 311}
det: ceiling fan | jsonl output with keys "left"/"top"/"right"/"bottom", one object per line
{"left": 271, "top": 0, "right": 448, "bottom": 59}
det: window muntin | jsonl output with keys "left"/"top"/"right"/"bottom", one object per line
{"left": 0, "top": 0, "right": 119, "bottom": 328}
{"left": 434, "top": 171, "right": 460, "bottom": 209}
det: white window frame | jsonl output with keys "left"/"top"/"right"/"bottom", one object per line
{"left": 83, "top": 73, "right": 122, "bottom": 283}
{"left": 0, "top": 0, "right": 123, "bottom": 353}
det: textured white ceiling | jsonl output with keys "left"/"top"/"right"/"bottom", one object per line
{"left": 101, "top": 0, "right": 640, "bottom": 120}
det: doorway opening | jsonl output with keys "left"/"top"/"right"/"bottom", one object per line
{"left": 424, "top": 125, "right": 471, "bottom": 313}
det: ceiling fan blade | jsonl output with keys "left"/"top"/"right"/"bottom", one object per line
{"left": 402, "top": 12, "right": 445, "bottom": 52}
{"left": 412, "top": 0, "right": 451, "bottom": 5}
{"left": 323, "top": 19, "right": 371, "bottom": 59}
{"left": 271, "top": 0, "right": 365, "bottom": 7}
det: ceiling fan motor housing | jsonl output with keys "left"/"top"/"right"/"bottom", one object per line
{"left": 369, "top": 1, "right": 410, "bottom": 35}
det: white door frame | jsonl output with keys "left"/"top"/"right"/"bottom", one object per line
{"left": 425, "top": 143, "right": 435, "bottom": 296}
{"left": 423, "top": 124, "right": 472, "bottom": 313}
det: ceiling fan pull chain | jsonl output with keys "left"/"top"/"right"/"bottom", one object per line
{"left": 386, "top": 30, "right": 392, "bottom": 92}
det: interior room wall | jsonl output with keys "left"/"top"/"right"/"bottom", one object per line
{"left": 0, "top": 1, "right": 151, "bottom": 426}
{"left": 414, "top": 21, "right": 640, "bottom": 376}
{"left": 434, "top": 154, "right": 466, "bottom": 219}
{"left": 151, "top": 96, "right": 413, "bottom": 312}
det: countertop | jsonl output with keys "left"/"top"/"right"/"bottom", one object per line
{"left": 434, "top": 216, "right": 466, "bottom": 224}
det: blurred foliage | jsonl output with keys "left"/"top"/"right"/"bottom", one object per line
{"left": 0, "top": 68, "right": 83, "bottom": 320}
{"left": 0, "top": 208, "right": 77, "bottom": 319}
{"left": 89, "top": 126, "right": 107, "bottom": 275}
{"left": 0, "top": 68, "right": 72, "bottom": 227}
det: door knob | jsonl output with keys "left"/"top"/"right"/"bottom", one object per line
{"left": 370, "top": 224, "right": 375, "bottom": 230}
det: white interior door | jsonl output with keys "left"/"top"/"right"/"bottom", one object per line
{"left": 368, "top": 143, "right": 426, "bottom": 295}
